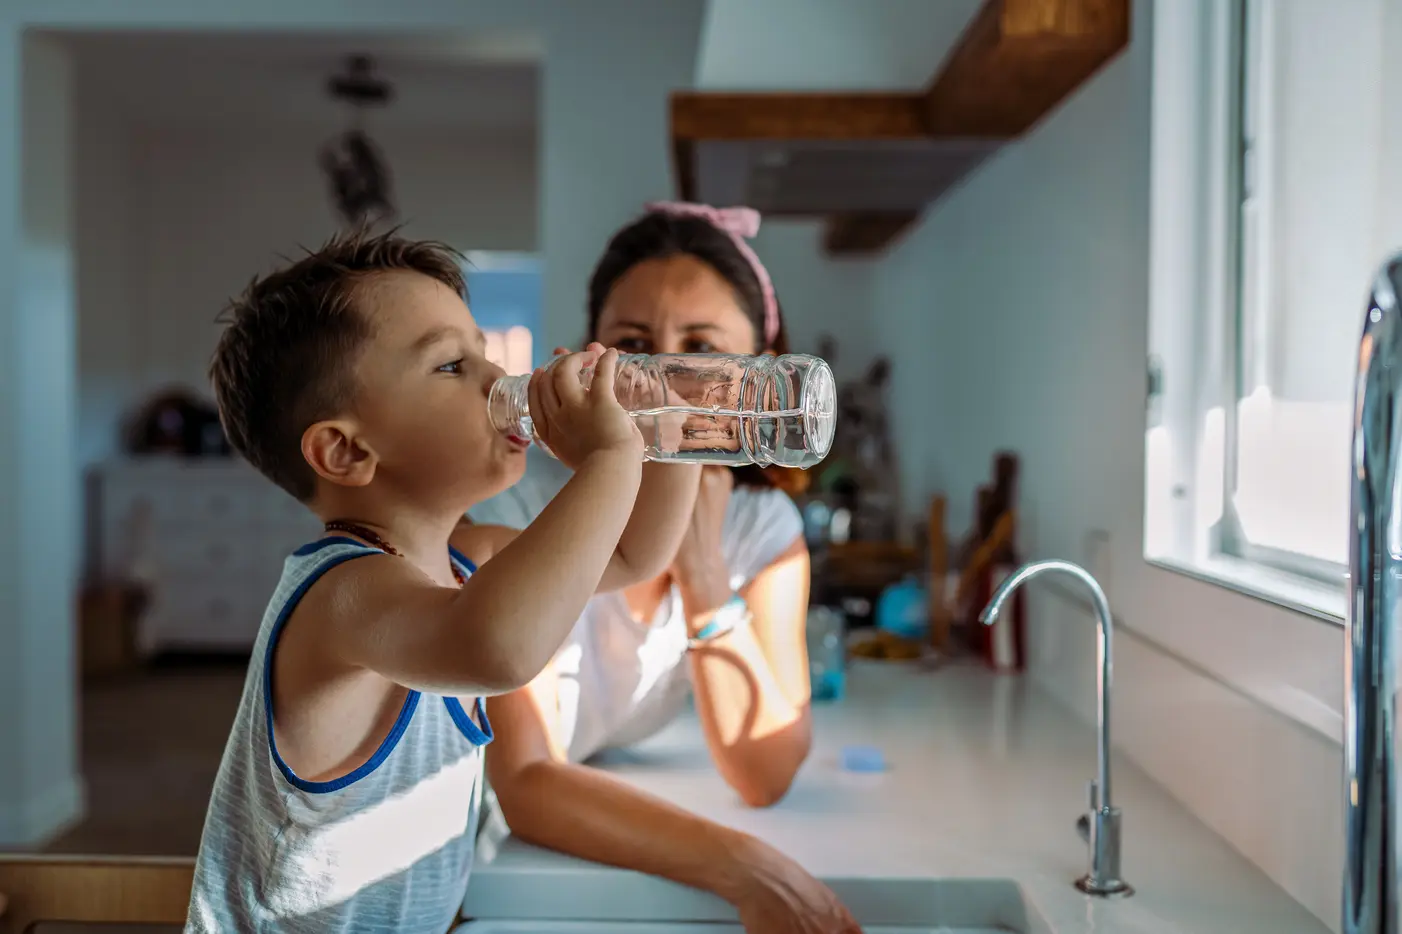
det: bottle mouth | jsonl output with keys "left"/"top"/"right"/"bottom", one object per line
{"left": 803, "top": 359, "right": 837, "bottom": 463}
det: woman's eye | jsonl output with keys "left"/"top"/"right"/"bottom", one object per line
{"left": 438, "top": 359, "right": 464, "bottom": 375}
{"left": 684, "top": 340, "right": 717, "bottom": 354}
{"left": 615, "top": 338, "right": 650, "bottom": 353}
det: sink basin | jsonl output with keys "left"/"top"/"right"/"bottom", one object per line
{"left": 458, "top": 878, "right": 1051, "bottom": 933}
{"left": 456, "top": 924, "right": 1003, "bottom": 933}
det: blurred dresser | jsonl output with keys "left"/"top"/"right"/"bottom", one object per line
{"left": 91, "top": 458, "right": 322, "bottom": 655}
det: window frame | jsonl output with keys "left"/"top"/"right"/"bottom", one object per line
{"left": 1214, "top": 0, "right": 1350, "bottom": 589}
{"left": 1143, "top": 0, "right": 1347, "bottom": 624}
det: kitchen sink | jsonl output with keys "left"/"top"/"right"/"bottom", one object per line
{"left": 455, "top": 924, "right": 1006, "bottom": 933}
{"left": 457, "top": 878, "right": 1051, "bottom": 933}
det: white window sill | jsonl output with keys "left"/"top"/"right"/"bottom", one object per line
{"left": 1146, "top": 553, "right": 1344, "bottom": 625}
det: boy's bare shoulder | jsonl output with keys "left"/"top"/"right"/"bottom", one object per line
{"left": 288, "top": 550, "right": 421, "bottom": 643}
{"left": 450, "top": 517, "right": 518, "bottom": 568}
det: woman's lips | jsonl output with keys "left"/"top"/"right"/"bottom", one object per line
{"left": 506, "top": 433, "right": 531, "bottom": 451}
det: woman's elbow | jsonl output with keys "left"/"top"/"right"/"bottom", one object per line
{"left": 736, "top": 774, "right": 795, "bottom": 809}
{"left": 732, "top": 735, "right": 812, "bottom": 808}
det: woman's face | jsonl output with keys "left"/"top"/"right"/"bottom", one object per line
{"left": 593, "top": 254, "right": 759, "bottom": 355}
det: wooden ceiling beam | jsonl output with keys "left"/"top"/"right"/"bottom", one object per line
{"left": 823, "top": 213, "right": 921, "bottom": 256}
{"left": 668, "top": 0, "right": 1131, "bottom": 255}
{"left": 671, "top": 92, "right": 927, "bottom": 142}
{"left": 922, "top": 0, "right": 1130, "bottom": 136}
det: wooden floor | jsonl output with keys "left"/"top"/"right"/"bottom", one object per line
{"left": 45, "top": 658, "right": 248, "bottom": 857}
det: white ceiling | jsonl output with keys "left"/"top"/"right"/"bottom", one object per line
{"left": 64, "top": 32, "right": 540, "bottom": 133}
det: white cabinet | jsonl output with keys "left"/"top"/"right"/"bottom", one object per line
{"left": 92, "top": 458, "right": 323, "bottom": 655}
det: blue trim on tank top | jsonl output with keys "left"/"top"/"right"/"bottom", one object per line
{"left": 448, "top": 545, "right": 478, "bottom": 574}
{"left": 263, "top": 543, "right": 423, "bottom": 794}
{"left": 444, "top": 547, "right": 491, "bottom": 744}
{"left": 443, "top": 696, "right": 494, "bottom": 746}
{"left": 292, "top": 536, "right": 367, "bottom": 557}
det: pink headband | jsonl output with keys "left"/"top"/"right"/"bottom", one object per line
{"left": 644, "top": 200, "right": 780, "bottom": 347}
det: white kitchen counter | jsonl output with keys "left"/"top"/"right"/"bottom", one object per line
{"left": 463, "top": 662, "right": 1330, "bottom": 933}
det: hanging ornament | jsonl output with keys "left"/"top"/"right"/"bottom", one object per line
{"left": 320, "top": 55, "right": 396, "bottom": 228}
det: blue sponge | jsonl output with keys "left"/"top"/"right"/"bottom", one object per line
{"left": 841, "top": 745, "right": 887, "bottom": 773}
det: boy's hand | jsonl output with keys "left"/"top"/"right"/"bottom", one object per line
{"left": 529, "top": 343, "right": 643, "bottom": 469}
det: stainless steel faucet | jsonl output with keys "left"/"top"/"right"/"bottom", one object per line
{"left": 1343, "top": 253, "right": 1402, "bottom": 934}
{"left": 981, "top": 559, "right": 1132, "bottom": 898}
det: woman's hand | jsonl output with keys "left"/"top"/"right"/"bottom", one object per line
{"left": 733, "top": 842, "right": 863, "bottom": 933}
{"left": 671, "top": 467, "right": 735, "bottom": 626}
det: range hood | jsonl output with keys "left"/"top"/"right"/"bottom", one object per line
{"left": 671, "top": 0, "right": 1130, "bottom": 255}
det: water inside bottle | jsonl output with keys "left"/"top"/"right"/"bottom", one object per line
{"left": 629, "top": 406, "right": 815, "bottom": 466}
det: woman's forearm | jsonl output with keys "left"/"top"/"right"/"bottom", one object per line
{"left": 493, "top": 759, "right": 769, "bottom": 904}
{"left": 674, "top": 540, "right": 813, "bottom": 807}
{"left": 678, "top": 565, "right": 810, "bottom": 806}
{"left": 684, "top": 625, "right": 812, "bottom": 807}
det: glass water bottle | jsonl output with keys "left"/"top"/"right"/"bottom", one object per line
{"left": 488, "top": 353, "right": 836, "bottom": 468}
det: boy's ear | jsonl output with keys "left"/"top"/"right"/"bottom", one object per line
{"left": 302, "top": 419, "right": 377, "bottom": 489}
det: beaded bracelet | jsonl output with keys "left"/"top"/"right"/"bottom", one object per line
{"left": 687, "top": 593, "right": 752, "bottom": 651}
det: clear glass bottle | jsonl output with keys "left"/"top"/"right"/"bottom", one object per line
{"left": 488, "top": 353, "right": 836, "bottom": 468}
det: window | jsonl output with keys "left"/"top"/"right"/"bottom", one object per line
{"left": 463, "top": 252, "right": 543, "bottom": 377}
{"left": 483, "top": 325, "right": 533, "bottom": 375}
{"left": 1144, "top": 0, "right": 1400, "bottom": 620}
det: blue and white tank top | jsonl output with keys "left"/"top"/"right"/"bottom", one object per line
{"left": 185, "top": 537, "right": 492, "bottom": 933}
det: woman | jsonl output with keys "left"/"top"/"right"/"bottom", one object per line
{"left": 463, "top": 203, "right": 858, "bottom": 933}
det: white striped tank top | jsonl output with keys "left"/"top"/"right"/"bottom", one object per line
{"left": 185, "top": 537, "right": 492, "bottom": 933}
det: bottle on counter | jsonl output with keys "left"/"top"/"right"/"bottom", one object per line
{"left": 488, "top": 352, "right": 836, "bottom": 468}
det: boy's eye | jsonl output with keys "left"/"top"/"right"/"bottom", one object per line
{"left": 438, "top": 359, "right": 464, "bottom": 375}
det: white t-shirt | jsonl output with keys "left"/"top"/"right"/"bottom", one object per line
{"left": 468, "top": 452, "right": 804, "bottom": 762}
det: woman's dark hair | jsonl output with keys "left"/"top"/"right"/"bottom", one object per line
{"left": 586, "top": 211, "right": 793, "bottom": 490}
{"left": 587, "top": 212, "right": 789, "bottom": 355}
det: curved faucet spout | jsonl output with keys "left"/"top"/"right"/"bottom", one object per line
{"left": 981, "top": 558, "right": 1128, "bottom": 897}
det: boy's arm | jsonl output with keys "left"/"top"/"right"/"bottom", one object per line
{"left": 326, "top": 449, "right": 642, "bottom": 696}
{"left": 603, "top": 462, "right": 702, "bottom": 590}
{"left": 455, "top": 462, "right": 702, "bottom": 593}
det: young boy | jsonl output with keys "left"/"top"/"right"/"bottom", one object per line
{"left": 185, "top": 229, "right": 699, "bottom": 933}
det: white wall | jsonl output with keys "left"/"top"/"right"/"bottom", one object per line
{"left": 1, "top": 0, "right": 704, "bottom": 846}
{"left": 751, "top": 221, "right": 877, "bottom": 378}
{"left": 870, "top": 0, "right": 1342, "bottom": 927}
{"left": 76, "top": 103, "right": 537, "bottom": 467}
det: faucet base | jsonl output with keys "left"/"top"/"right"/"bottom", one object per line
{"left": 1075, "top": 875, "right": 1134, "bottom": 899}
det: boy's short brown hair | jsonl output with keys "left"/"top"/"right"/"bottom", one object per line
{"left": 210, "top": 227, "right": 466, "bottom": 502}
